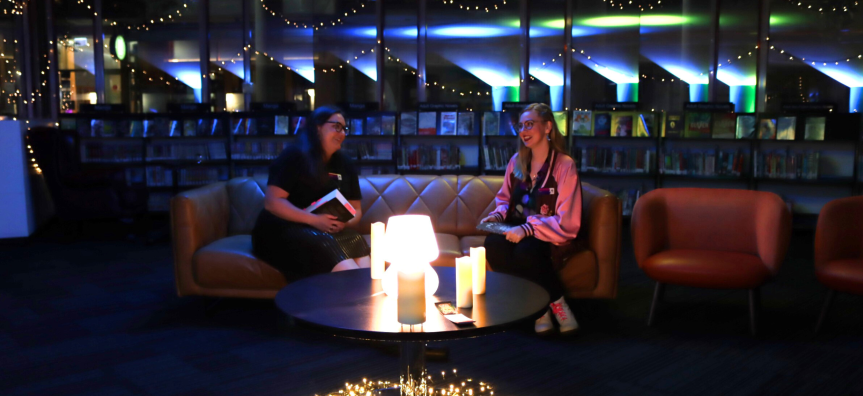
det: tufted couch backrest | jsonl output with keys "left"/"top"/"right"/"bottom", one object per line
{"left": 225, "top": 174, "right": 506, "bottom": 237}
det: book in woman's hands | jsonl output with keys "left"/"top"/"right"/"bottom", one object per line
{"left": 476, "top": 221, "right": 516, "bottom": 235}
{"left": 304, "top": 189, "right": 357, "bottom": 223}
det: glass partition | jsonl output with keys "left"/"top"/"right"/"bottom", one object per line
{"left": 766, "top": 1, "right": 859, "bottom": 112}
{"left": 383, "top": 0, "right": 417, "bottom": 111}
{"left": 528, "top": 0, "right": 565, "bottom": 110}
{"left": 427, "top": 0, "right": 519, "bottom": 111}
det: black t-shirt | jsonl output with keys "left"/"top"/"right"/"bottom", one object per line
{"left": 266, "top": 145, "right": 361, "bottom": 212}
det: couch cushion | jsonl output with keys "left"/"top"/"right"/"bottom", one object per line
{"left": 193, "top": 235, "right": 287, "bottom": 289}
{"left": 226, "top": 177, "right": 267, "bottom": 235}
{"left": 642, "top": 249, "right": 771, "bottom": 289}
{"left": 460, "top": 235, "right": 487, "bottom": 256}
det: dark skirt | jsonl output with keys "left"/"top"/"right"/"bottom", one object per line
{"left": 252, "top": 212, "right": 370, "bottom": 280}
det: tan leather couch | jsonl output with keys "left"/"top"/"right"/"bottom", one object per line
{"left": 172, "top": 175, "right": 622, "bottom": 300}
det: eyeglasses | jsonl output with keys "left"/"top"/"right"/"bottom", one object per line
{"left": 517, "top": 120, "right": 537, "bottom": 131}
{"left": 324, "top": 121, "right": 349, "bottom": 133}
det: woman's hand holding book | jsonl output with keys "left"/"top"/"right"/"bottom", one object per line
{"left": 309, "top": 213, "right": 345, "bottom": 234}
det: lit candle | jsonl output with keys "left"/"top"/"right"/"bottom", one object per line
{"left": 470, "top": 247, "right": 486, "bottom": 295}
{"left": 397, "top": 265, "right": 425, "bottom": 324}
{"left": 456, "top": 256, "right": 473, "bottom": 308}
{"left": 370, "top": 222, "right": 385, "bottom": 279}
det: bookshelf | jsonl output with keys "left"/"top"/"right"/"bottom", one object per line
{"left": 58, "top": 109, "right": 862, "bottom": 220}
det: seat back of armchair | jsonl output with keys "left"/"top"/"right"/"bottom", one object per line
{"left": 632, "top": 188, "right": 791, "bottom": 272}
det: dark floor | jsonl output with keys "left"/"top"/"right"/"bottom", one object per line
{"left": 1, "top": 220, "right": 862, "bottom": 396}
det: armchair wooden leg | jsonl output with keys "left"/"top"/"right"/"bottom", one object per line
{"left": 814, "top": 290, "right": 836, "bottom": 336}
{"left": 749, "top": 288, "right": 761, "bottom": 336}
{"left": 648, "top": 282, "right": 665, "bottom": 327}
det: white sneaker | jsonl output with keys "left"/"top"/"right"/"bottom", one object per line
{"left": 534, "top": 310, "right": 554, "bottom": 335}
{"left": 550, "top": 297, "right": 579, "bottom": 334}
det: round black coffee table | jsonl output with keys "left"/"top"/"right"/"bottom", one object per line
{"left": 275, "top": 266, "right": 549, "bottom": 393}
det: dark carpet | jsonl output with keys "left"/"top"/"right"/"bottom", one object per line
{"left": 1, "top": 221, "right": 862, "bottom": 396}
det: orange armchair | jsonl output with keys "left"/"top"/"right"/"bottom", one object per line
{"left": 814, "top": 196, "right": 863, "bottom": 334}
{"left": 631, "top": 188, "right": 792, "bottom": 335}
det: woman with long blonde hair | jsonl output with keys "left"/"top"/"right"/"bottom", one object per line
{"left": 480, "top": 103, "right": 584, "bottom": 335}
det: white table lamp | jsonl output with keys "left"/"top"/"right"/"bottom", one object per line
{"left": 381, "top": 215, "right": 440, "bottom": 325}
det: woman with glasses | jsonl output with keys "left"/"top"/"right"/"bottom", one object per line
{"left": 252, "top": 105, "right": 370, "bottom": 279}
{"left": 480, "top": 103, "right": 584, "bottom": 335}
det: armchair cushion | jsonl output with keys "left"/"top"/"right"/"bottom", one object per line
{"left": 642, "top": 249, "right": 772, "bottom": 289}
{"left": 193, "top": 235, "right": 287, "bottom": 289}
{"left": 815, "top": 259, "right": 863, "bottom": 295}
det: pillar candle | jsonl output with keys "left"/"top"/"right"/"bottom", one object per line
{"left": 470, "top": 247, "right": 486, "bottom": 295}
{"left": 370, "top": 222, "right": 386, "bottom": 279}
{"left": 397, "top": 266, "right": 425, "bottom": 324}
{"left": 456, "top": 256, "right": 473, "bottom": 308}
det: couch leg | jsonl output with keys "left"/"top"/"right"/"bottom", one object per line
{"left": 748, "top": 288, "right": 761, "bottom": 336}
{"left": 814, "top": 290, "right": 836, "bottom": 336}
{"left": 647, "top": 282, "right": 664, "bottom": 327}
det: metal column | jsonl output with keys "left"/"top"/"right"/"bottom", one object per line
{"left": 93, "top": 0, "right": 105, "bottom": 104}
{"left": 519, "top": 0, "right": 530, "bottom": 102}
{"left": 19, "top": 0, "right": 33, "bottom": 118}
{"left": 45, "top": 0, "right": 59, "bottom": 119}
{"left": 242, "top": 0, "right": 252, "bottom": 110}
{"left": 199, "top": 0, "right": 211, "bottom": 106}
{"left": 707, "top": 0, "right": 721, "bottom": 101}
{"left": 754, "top": 0, "right": 771, "bottom": 113}
{"left": 563, "top": 0, "right": 573, "bottom": 110}
{"left": 417, "top": 0, "right": 427, "bottom": 103}
{"left": 376, "top": 0, "right": 385, "bottom": 110}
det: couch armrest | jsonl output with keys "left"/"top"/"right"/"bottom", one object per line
{"left": 171, "top": 182, "right": 230, "bottom": 297}
{"left": 815, "top": 196, "right": 863, "bottom": 268}
{"left": 585, "top": 194, "right": 622, "bottom": 298}
{"left": 631, "top": 191, "right": 669, "bottom": 268}
{"left": 754, "top": 192, "right": 792, "bottom": 275}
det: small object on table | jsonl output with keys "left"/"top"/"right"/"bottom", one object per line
{"left": 397, "top": 267, "right": 426, "bottom": 325}
{"left": 470, "top": 247, "right": 486, "bottom": 295}
{"left": 456, "top": 256, "right": 473, "bottom": 308}
{"left": 370, "top": 222, "right": 385, "bottom": 279}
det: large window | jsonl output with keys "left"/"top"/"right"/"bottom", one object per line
{"left": 426, "top": 0, "right": 520, "bottom": 111}
{"left": 766, "top": 1, "right": 859, "bottom": 112}
{"left": 35, "top": 0, "right": 861, "bottom": 115}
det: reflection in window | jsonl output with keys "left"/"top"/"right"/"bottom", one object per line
{"left": 250, "top": 0, "right": 315, "bottom": 110}
{"left": 639, "top": 0, "right": 713, "bottom": 113}
{"left": 383, "top": 0, "right": 418, "bottom": 111}
{"left": 99, "top": 0, "right": 201, "bottom": 113}
{"left": 427, "top": 0, "right": 519, "bottom": 111}
{"left": 56, "top": 1, "right": 95, "bottom": 114}
{"left": 0, "top": 13, "right": 18, "bottom": 115}
{"left": 210, "top": 0, "right": 245, "bottom": 112}
{"left": 313, "top": 0, "right": 376, "bottom": 107}
{"left": 529, "top": 0, "right": 564, "bottom": 110}
{"left": 767, "top": 1, "right": 860, "bottom": 112}
{"left": 571, "top": 0, "right": 640, "bottom": 107}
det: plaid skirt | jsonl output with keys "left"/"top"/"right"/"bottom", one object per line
{"left": 252, "top": 214, "right": 370, "bottom": 280}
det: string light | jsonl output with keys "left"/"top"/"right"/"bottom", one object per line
{"left": 443, "top": 0, "right": 508, "bottom": 13}
{"left": 259, "top": 0, "right": 368, "bottom": 30}
{"left": 605, "top": 0, "right": 664, "bottom": 11}
{"left": 783, "top": 0, "right": 857, "bottom": 13}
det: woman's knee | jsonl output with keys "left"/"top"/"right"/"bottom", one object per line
{"left": 332, "top": 259, "right": 360, "bottom": 272}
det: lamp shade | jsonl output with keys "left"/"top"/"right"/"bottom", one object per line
{"left": 384, "top": 215, "right": 439, "bottom": 264}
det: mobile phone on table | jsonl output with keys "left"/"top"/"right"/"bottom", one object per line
{"left": 434, "top": 301, "right": 475, "bottom": 325}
